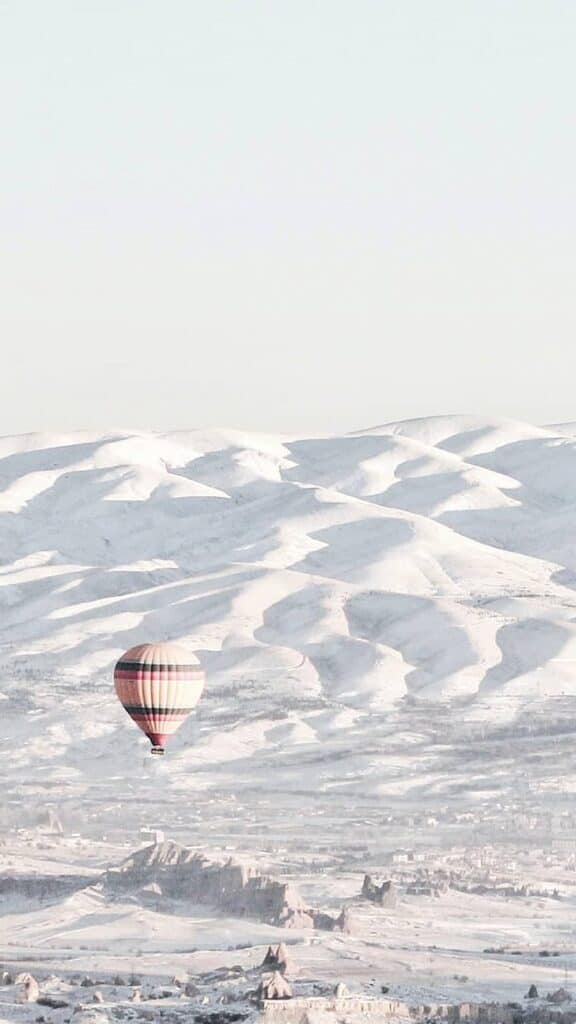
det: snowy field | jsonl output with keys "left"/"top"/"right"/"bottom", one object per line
{"left": 1, "top": 415, "right": 576, "bottom": 1017}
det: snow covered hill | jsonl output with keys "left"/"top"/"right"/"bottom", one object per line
{"left": 1, "top": 414, "right": 576, "bottom": 821}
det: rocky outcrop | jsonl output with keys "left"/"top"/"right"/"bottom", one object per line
{"left": 39, "top": 808, "right": 64, "bottom": 834}
{"left": 106, "top": 841, "right": 345, "bottom": 931}
{"left": 16, "top": 973, "right": 39, "bottom": 1003}
{"left": 548, "top": 991, "right": 572, "bottom": 1005}
{"left": 0, "top": 873, "right": 94, "bottom": 900}
{"left": 361, "top": 874, "right": 397, "bottom": 907}
{"left": 261, "top": 998, "right": 518, "bottom": 1023}
{"left": 262, "top": 945, "right": 291, "bottom": 975}
{"left": 333, "top": 906, "right": 354, "bottom": 934}
{"left": 258, "top": 973, "right": 292, "bottom": 1001}
{"left": 261, "top": 996, "right": 411, "bottom": 1022}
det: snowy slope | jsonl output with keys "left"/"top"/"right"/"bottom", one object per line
{"left": 1, "top": 415, "right": 576, "bottom": 819}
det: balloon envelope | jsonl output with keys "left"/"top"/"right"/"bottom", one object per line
{"left": 114, "top": 642, "right": 204, "bottom": 751}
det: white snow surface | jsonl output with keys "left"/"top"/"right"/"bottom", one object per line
{"left": 1, "top": 416, "right": 576, "bottom": 798}
{"left": 1, "top": 415, "right": 576, "bottom": 1009}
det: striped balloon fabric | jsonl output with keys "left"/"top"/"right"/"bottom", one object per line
{"left": 114, "top": 642, "right": 205, "bottom": 753}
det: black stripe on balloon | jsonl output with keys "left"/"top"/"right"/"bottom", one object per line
{"left": 116, "top": 661, "right": 203, "bottom": 673}
{"left": 123, "top": 705, "right": 194, "bottom": 715}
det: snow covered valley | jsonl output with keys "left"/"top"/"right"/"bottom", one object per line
{"left": 1, "top": 415, "right": 576, "bottom": 1019}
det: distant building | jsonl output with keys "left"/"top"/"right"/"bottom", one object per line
{"left": 552, "top": 838, "right": 576, "bottom": 852}
{"left": 140, "top": 827, "right": 165, "bottom": 845}
{"left": 392, "top": 850, "right": 410, "bottom": 864}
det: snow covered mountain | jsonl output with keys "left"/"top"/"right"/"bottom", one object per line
{"left": 1, "top": 414, "right": 576, "bottom": 820}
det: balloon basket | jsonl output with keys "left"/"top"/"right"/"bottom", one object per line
{"left": 150, "top": 746, "right": 165, "bottom": 756}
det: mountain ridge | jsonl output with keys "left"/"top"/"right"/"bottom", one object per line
{"left": 1, "top": 414, "right": 575, "bottom": 814}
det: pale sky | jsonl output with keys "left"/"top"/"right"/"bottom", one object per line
{"left": 1, "top": 1, "right": 575, "bottom": 435}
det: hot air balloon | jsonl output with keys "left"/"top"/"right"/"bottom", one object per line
{"left": 114, "top": 642, "right": 205, "bottom": 754}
